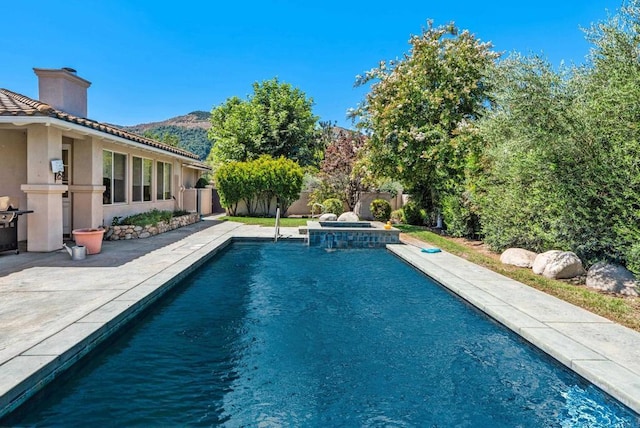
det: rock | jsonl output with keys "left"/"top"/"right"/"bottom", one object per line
{"left": 319, "top": 213, "right": 337, "bottom": 221}
{"left": 104, "top": 228, "right": 114, "bottom": 240}
{"left": 586, "top": 262, "right": 640, "bottom": 297}
{"left": 532, "top": 250, "right": 562, "bottom": 275}
{"left": 533, "top": 250, "right": 585, "bottom": 279}
{"left": 337, "top": 211, "right": 359, "bottom": 222}
{"left": 500, "top": 248, "right": 538, "bottom": 268}
{"left": 545, "top": 252, "right": 585, "bottom": 279}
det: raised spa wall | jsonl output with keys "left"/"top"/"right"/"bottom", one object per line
{"left": 306, "top": 220, "right": 401, "bottom": 248}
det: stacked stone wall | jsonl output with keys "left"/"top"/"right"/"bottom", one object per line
{"left": 104, "top": 213, "right": 200, "bottom": 241}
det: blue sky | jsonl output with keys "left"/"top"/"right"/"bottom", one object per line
{"left": 1, "top": 1, "right": 623, "bottom": 129}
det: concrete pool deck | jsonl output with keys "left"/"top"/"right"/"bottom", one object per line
{"left": 0, "top": 218, "right": 639, "bottom": 418}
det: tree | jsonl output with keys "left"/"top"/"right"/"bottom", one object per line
{"left": 140, "top": 125, "right": 210, "bottom": 160}
{"left": 269, "top": 156, "right": 305, "bottom": 214}
{"left": 477, "top": 1, "right": 640, "bottom": 268}
{"left": 477, "top": 55, "right": 580, "bottom": 252}
{"left": 312, "top": 129, "right": 369, "bottom": 210}
{"left": 574, "top": 0, "right": 640, "bottom": 266}
{"left": 142, "top": 129, "right": 180, "bottom": 147}
{"left": 352, "top": 21, "right": 499, "bottom": 219}
{"left": 208, "top": 78, "right": 320, "bottom": 168}
{"left": 214, "top": 161, "right": 249, "bottom": 216}
{"left": 214, "top": 156, "right": 303, "bottom": 217}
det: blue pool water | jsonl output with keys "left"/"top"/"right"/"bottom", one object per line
{"left": 4, "top": 242, "right": 638, "bottom": 427}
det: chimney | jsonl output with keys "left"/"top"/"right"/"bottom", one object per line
{"left": 33, "top": 67, "right": 92, "bottom": 118}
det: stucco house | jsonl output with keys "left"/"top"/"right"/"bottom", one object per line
{"left": 0, "top": 67, "right": 211, "bottom": 252}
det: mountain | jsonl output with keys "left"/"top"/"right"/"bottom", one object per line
{"left": 120, "top": 111, "right": 212, "bottom": 160}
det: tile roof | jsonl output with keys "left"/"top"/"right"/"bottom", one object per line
{"left": 0, "top": 88, "right": 207, "bottom": 165}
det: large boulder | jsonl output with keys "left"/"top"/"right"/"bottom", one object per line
{"left": 319, "top": 213, "right": 337, "bottom": 221}
{"left": 533, "top": 250, "right": 585, "bottom": 279}
{"left": 500, "top": 248, "right": 538, "bottom": 268}
{"left": 532, "top": 250, "right": 562, "bottom": 275}
{"left": 337, "top": 211, "right": 359, "bottom": 222}
{"left": 586, "top": 262, "right": 640, "bottom": 297}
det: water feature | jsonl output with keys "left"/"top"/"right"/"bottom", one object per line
{"left": 307, "top": 220, "right": 400, "bottom": 248}
{"left": 3, "top": 242, "right": 637, "bottom": 426}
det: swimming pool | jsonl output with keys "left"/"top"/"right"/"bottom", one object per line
{"left": 3, "top": 242, "right": 638, "bottom": 426}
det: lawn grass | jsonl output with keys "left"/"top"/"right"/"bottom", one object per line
{"left": 397, "top": 225, "right": 640, "bottom": 332}
{"left": 219, "top": 215, "right": 309, "bottom": 227}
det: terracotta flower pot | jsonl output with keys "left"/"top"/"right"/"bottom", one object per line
{"left": 72, "top": 228, "right": 105, "bottom": 255}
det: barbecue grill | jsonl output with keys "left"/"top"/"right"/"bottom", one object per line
{"left": 0, "top": 209, "right": 33, "bottom": 254}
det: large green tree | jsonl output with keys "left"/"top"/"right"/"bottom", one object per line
{"left": 478, "top": 0, "right": 640, "bottom": 268}
{"left": 207, "top": 78, "right": 320, "bottom": 168}
{"left": 352, "top": 21, "right": 499, "bottom": 216}
{"left": 477, "top": 55, "right": 581, "bottom": 252}
{"left": 571, "top": 0, "right": 640, "bottom": 267}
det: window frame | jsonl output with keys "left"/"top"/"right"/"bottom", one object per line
{"left": 156, "top": 161, "right": 173, "bottom": 201}
{"left": 103, "top": 149, "right": 128, "bottom": 205}
{"left": 132, "top": 156, "right": 153, "bottom": 203}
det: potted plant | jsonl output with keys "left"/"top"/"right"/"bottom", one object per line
{"left": 72, "top": 228, "right": 105, "bottom": 255}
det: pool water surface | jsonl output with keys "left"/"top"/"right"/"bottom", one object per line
{"left": 4, "top": 242, "right": 638, "bottom": 426}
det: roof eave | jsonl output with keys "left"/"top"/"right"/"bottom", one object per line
{"left": 184, "top": 162, "right": 212, "bottom": 171}
{"left": 0, "top": 115, "right": 207, "bottom": 165}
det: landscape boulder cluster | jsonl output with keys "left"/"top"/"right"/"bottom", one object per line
{"left": 500, "top": 248, "right": 640, "bottom": 297}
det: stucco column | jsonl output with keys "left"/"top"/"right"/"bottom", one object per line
{"left": 20, "top": 125, "right": 66, "bottom": 252}
{"left": 20, "top": 185, "right": 67, "bottom": 251}
{"left": 71, "top": 137, "right": 105, "bottom": 229}
{"left": 70, "top": 185, "right": 105, "bottom": 229}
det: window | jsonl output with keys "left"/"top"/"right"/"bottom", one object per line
{"left": 103, "top": 150, "right": 127, "bottom": 204}
{"left": 132, "top": 157, "right": 152, "bottom": 202}
{"left": 157, "top": 161, "right": 172, "bottom": 200}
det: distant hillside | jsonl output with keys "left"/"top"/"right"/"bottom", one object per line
{"left": 121, "top": 111, "right": 212, "bottom": 160}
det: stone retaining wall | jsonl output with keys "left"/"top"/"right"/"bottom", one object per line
{"left": 104, "top": 213, "right": 200, "bottom": 241}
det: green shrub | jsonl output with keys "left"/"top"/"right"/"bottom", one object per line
{"left": 116, "top": 209, "right": 173, "bottom": 227}
{"left": 441, "top": 193, "right": 480, "bottom": 238}
{"left": 626, "top": 244, "right": 640, "bottom": 276}
{"left": 214, "top": 161, "right": 248, "bottom": 215}
{"left": 390, "top": 208, "right": 404, "bottom": 223}
{"left": 377, "top": 180, "right": 403, "bottom": 198}
{"left": 269, "top": 156, "right": 304, "bottom": 215}
{"left": 308, "top": 181, "right": 341, "bottom": 209}
{"left": 370, "top": 199, "right": 392, "bottom": 221}
{"left": 195, "top": 177, "right": 209, "bottom": 188}
{"left": 214, "top": 156, "right": 303, "bottom": 216}
{"left": 322, "top": 198, "right": 344, "bottom": 216}
{"left": 302, "top": 172, "right": 321, "bottom": 192}
{"left": 113, "top": 209, "right": 192, "bottom": 227}
{"left": 402, "top": 201, "right": 425, "bottom": 225}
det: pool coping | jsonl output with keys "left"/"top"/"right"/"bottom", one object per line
{"left": 0, "top": 222, "right": 638, "bottom": 418}
{"left": 0, "top": 221, "right": 304, "bottom": 418}
{"left": 387, "top": 243, "right": 640, "bottom": 415}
